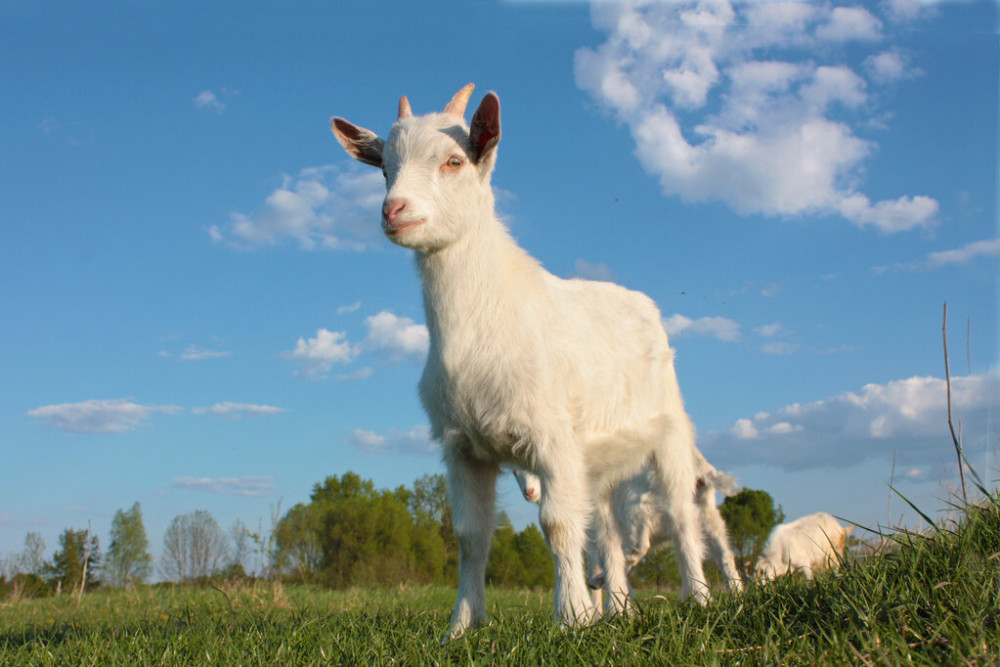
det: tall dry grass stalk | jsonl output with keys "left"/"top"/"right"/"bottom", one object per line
{"left": 942, "top": 301, "right": 968, "bottom": 503}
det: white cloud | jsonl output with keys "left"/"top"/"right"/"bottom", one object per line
{"left": 884, "top": 0, "right": 925, "bottom": 23}
{"left": 211, "top": 165, "right": 385, "bottom": 251}
{"left": 191, "top": 402, "right": 284, "bottom": 418}
{"left": 924, "top": 238, "right": 1000, "bottom": 269}
{"left": 193, "top": 87, "right": 238, "bottom": 114}
{"left": 285, "top": 311, "right": 428, "bottom": 378}
{"left": 731, "top": 418, "right": 759, "bottom": 439}
{"left": 838, "top": 193, "right": 940, "bottom": 234}
{"left": 814, "top": 6, "right": 883, "bottom": 43}
{"left": 761, "top": 341, "right": 799, "bottom": 355}
{"left": 158, "top": 343, "right": 232, "bottom": 361}
{"left": 874, "top": 237, "right": 1000, "bottom": 273}
{"left": 347, "top": 425, "right": 436, "bottom": 456}
{"left": 767, "top": 421, "right": 803, "bottom": 435}
{"left": 361, "top": 311, "right": 429, "bottom": 365}
{"left": 663, "top": 314, "right": 741, "bottom": 342}
{"left": 574, "top": 0, "right": 938, "bottom": 233}
{"left": 703, "top": 373, "right": 999, "bottom": 471}
{"left": 865, "top": 49, "right": 920, "bottom": 83}
{"left": 572, "top": 259, "right": 616, "bottom": 282}
{"left": 337, "top": 301, "right": 362, "bottom": 315}
{"left": 336, "top": 367, "right": 374, "bottom": 382}
{"left": 754, "top": 323, "right": 783, "bottom": 337}
{"left": 818, "top": 344, "right": 856, "bottom": 356}
{"left": 285, "top": 328, "right": 358, "bottom": 379}
{"left": 36, "top": 117, "right": 96, "bottom": 146}
{"left": 349, "top": 429, "right": 385, "bottom": 449}
{"left": 179, "top": 345, "right": 232, "bottom": 361}
{"left": 27, "top": 399, "right": 182, "bottom": 434}
{"left": 742, "top": 2, "right": 819, "bottom": 48}
{"left": 193, "top": 90, "right": 225, "bottom": 113}
{"left": 171, "top": 476, "right": 276, "bottom": 497}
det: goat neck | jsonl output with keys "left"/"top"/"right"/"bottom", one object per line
{"left": 416, "top": 215, "right": 543, "bottom": 354}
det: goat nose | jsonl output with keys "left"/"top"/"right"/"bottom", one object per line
{"left": 383, "top": 198, "right": 407, "bottom": 222}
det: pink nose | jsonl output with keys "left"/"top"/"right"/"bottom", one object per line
{"left": 383, "top": 198, "right": 407, "bottom": 224}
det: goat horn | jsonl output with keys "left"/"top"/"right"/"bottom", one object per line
{"left": 443, "top": 83, "right": 475, "bottom": 118}
{"left": 398, "top": 96, "right": 413, "bottom": 120}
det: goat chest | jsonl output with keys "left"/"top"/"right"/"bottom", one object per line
{"left": 418, "top": 335, "right": 542, "bottom": 462}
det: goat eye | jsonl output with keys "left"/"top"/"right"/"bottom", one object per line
{"left": 445, "top": 156, "right": 463, "bottom": 169}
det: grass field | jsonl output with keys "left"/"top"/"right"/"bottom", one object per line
{"left": 3, "top": 494, "right": 998, "bottom": 666}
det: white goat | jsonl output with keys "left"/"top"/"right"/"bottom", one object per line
{"left": 754, "top": 512, "right": 853, "bottom": 581}
{"left": 511, "top": 452, "right": 745, "bottom": 593}
{"left": 333, "top": 84, "right": 709, "bottom": 639}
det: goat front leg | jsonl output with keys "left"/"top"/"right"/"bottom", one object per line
{"left": 537, "top": 457, "right": 598, "bottom": 628}
{"left": 443, "top": 446, "right": 499, "bottom": 640}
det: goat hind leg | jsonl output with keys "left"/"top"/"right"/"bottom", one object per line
{"left": 583, "top": 524, "right": 606, "bottom": 617}
{"left": 654, "top": 458, "right": 709, "bottom": 604}
{"left": 592, "top": 492, "right": 633, "bottom": 615}
{"left": 698, "top": 486, "right": 744, "bottom": 593}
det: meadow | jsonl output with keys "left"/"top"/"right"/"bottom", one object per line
{"left": 2, "top": 494, "right": 997, "bottom": 666}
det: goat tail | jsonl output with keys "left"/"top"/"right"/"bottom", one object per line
{"left": 698, "top": 463, "right": 741, "bottom": 497}
{"left": 708, "top": 470, "right": 741, "bottom": 497}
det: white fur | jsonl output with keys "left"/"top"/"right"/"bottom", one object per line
{"left": 333, "top": 84, "right": 708, "bottom": 639}
{"left": 511, "top": 451, "right": 744, "bottom": 594}
{"left": 754, "top": 512, "right": 853, "bottom": 581}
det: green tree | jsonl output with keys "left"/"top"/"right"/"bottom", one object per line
{"left": 47, "top": 528, "right": 101, "bottom": 594}
{"left": 486, "top": 512, "right": 523, "bottom": 586}
{"left": 0, "top": 533, "right": 50, "bottom": 599}
{"left": 626, "top": 541, "right": 726, "bottom": 591}
{"left": 274, "top": 502, "right": 323, "bottom": 582}
{"left": 275, "top": 472, "right": 447, "bottom": 589}
{"left": 408, "top": 473, "right": 457, "bottom": 581}
{"left": 20, "top": 532, "right": 47, "bottom": 576}
{"left": 316, "top": 479, "right": 427, "bottom": 587}
{"left": 311, "top": 471, "right": 378, "bottom": 504}
{"left": 407, "top": 474, "right": 450, "bottom": 524}
{"left": 513, "top": 523, "right": 553, "bottom": 589}
{"left": 104, "top": 502, "right": 152, "bottom": 588}
{"left": 161, "top": 509, "right": 229, "bottom": 582}
{"left": 719, "top": 488, "right": 785, "bottom": 574}
{"left": 485, "top": 515, "right": 554, "bottom": 589}
{"left": 630, "top": 543, "right": 680, "bottom": 589}
{"left": 227, "top": 519, "right": 253, "bottom": 579}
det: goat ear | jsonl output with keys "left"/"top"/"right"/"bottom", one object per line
{"left": 469, "top": 92, "right": 501, "bottom": 165}
{"left": 331, "top": 117, "right": 384, "bottom": 169}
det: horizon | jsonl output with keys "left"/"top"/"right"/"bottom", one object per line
{"left": 2, "top": 0, "right": 997, "bottom": 570}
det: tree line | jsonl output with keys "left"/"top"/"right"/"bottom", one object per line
{"left": 0, "top": 471, "right": 784, "bottom": 599}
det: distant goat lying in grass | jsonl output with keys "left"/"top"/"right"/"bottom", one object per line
{"left": 754, "top": 512, "right": 854, "bottom": 581}
{"left": 333, "top": 83, "right": 711, "bottom": 639}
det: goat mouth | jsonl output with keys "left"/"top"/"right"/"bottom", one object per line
{"left": 383, "top": 219, "right": 425, "bottom": 236}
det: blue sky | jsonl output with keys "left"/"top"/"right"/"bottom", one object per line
{"left": 2, "top": 0, "right": 997, "bottom": 572}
